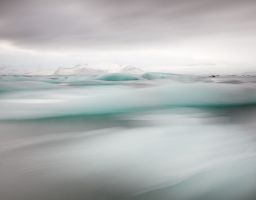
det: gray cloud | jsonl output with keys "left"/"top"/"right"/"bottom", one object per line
{"left": 0, "top": 0, "right": 256, "bottom": 50}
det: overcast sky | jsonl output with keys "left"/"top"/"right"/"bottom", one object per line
{"left": 0, "top": 0, "right": 256, "bottom": 73}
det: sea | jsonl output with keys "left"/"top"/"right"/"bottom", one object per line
{"left": 1, "top": 72, "right": 256, "bottom": 200}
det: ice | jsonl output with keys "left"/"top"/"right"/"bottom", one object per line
{"left": 97, "top": 73, "right": 139, "bottom": 81}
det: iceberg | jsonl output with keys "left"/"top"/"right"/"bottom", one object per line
{"left": 142, "top": 72, "right": 175, "bottom": 80}
{"left": 120, "top": 66, "right": 144, "bottom": 74}
{"left": 97, "top": 73, "right": 139, "bottom": 81}
{"left": 54, "top": 64, "right": 106, "bottom": 75}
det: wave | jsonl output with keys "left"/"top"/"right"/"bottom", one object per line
{"left": 1, "top": 75, "right": 256, "bottom": 200}
{"left": 1, "top": 82, "right": 256, "bottom": 120}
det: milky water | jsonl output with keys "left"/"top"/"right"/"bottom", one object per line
{"left": 1, "top": 73, "right": 256, "bottom": 200}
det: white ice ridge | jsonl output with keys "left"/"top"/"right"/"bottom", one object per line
{"left": 53, "top": 64, "right": 144, "bottom": 75}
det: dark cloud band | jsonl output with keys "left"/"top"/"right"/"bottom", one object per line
{"left": 0, "top": 0, "right": 255, "bottom": 50}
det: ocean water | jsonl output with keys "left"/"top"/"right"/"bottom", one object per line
{"left": 1, "top": 73, "right": 256, "bottom": 200}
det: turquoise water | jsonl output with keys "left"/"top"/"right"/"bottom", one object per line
{"left": 1, "top": 74, "right": 256, "bottom": 200}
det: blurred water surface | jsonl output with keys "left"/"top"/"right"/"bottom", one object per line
{"left": 1, "top": 73, "right": 256, "bottom": 200}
